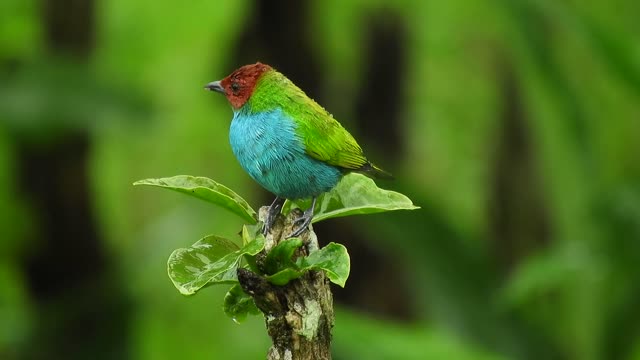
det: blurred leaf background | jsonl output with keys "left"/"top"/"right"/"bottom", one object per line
{"left": 1, "top": 0, "right": 639, "bottom": 359}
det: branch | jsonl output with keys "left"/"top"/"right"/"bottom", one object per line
{"left": 238, "top": 207, "right": 334, "bottom": 360}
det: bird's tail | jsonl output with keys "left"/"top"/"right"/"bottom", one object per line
{"left": 359, "top": 162, "right": 394, "bottom": 180}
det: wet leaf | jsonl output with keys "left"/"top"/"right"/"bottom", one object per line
{"left": 300, "top": 242, "right": 350, "bottom": 287}
{"left": 167, "top": 233, "right": 265, "bottom": 295}
{"left": 264, "top": 237, "right": 303, "bottom": 275}
{"left": 283, "top": 173, "right": 419, "bottom": 223}
{"left": 223, "top": 284, "right": 260, "bottom": 323}
{"left": 134, "top": 176, "right": 257, "bottom": 223}
{"left": 266, "top": 242, "right": 350, "bottom": 288}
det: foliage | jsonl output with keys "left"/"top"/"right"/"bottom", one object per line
{"left": 166, "top": 232, "right": 264, "bottom": 296}
{"left": 283, "top": 173, "right": 419, "bottom": 223}
{"left": 134, "top": 176, "right": 257, "bottom": 224}
{"left": 136, "top": 173, "right": 417, "bottom": 321}
{"left": 265, "top": 240, "right": 350, "bottom": 287}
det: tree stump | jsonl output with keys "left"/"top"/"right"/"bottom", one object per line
{"left": 238, "top": 207, "right": 334, "bottom": 360}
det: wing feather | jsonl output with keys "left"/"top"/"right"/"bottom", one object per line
{"left": 292, "top": 94, "right": 368, "bottom": 170}
{"left": 251, "top": 70, "right": 388, "bottom": 176}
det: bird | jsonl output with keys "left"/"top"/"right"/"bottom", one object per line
{"left": 205, "top": 62, "right": 391, "bottom": 237}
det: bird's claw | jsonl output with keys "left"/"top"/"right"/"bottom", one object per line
{"left": 288, "top": 213, "right": 313, "bottom": 238}
{"left": 263, "top": 197, "right": 285, "bottom": 235}
{"left": 287, "top": 197, "right": 317, "bottom": 238}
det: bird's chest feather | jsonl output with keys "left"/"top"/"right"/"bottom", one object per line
{"left": 229, "top": 108, "right": 341, "bottom": 199}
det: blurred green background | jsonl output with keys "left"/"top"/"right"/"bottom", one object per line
{"left": 1, "top": 0, "right": 639, "bottom": 359}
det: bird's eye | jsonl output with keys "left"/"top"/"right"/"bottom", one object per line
{"left": 231, "top": 82, "right": 240, "bottom": 93}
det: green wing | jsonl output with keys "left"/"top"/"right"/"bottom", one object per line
{"left": 289, "top": 92, "right": 368, "bottom": 170}
{"left": 251, "top": 70, "right": 392, "bottom": 178}
{"left": 295, "top": 98, "right": 393, "bottom": 178}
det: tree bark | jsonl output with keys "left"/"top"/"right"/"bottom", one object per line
{"left": 238, "top": 207, "right": 334, "bottom": 360}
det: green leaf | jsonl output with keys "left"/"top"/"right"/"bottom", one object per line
{"left": 241, "top": 224, "right": 263, "bottom": 271}
{"left": 167, "top": 233, "right": 265, "bottom": 295}
{"left": 134, "top": 175, "right": 257, "bottom": 224}
{"left": 266, "top": 242, "right": 350, "bottom": 287}
{"left": 300, "top": 242, "right": 350, "bottom": 287}
{"left": 283, "top": 173, "right": 419, "bottom": 223}
{"left": 223, "top": 284, "right": 261, "bottom": 323}
{"left": 242, "top": 223, "right": 263, "bottom": 246}
{"left": 264, "top": 238, "right": 304, "bottom": 275}
{"left": 267, "top": 268, "right": 304, "bottom": 286}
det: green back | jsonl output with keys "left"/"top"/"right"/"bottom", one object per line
{"left": 248, "top": 70, "right": 369, "bottom": 171}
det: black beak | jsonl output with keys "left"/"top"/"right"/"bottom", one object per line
{"left": 204, "top": 80, "right": 224, "bottom": 93}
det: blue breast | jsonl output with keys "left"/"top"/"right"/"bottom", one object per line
{"left": 229, "top": 107, "right": 342, "bottom": 199}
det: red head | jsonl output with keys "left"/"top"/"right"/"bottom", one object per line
{"left": 205, "top": 62, "right": 273, "bottom": 109}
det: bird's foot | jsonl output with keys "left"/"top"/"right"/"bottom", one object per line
{"left": 263, "top": 197, "right": 285, "bottom": 235}
{"left": 288, "top": 198, "right": 317, "bottom": 238}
